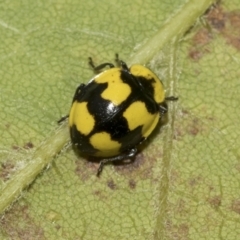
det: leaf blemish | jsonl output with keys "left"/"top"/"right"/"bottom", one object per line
{"left": 207, "top": 6, "right": 240, "bottom": 51}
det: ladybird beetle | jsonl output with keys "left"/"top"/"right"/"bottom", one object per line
{"left": 59, "top": 54, "right": 177, "bottom": 175}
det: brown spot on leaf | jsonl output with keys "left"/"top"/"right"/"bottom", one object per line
{"left": 12, "top": 145, "right": 21, "bottom": 150}
{"left": 75, "top": 158, "right": 98, "bottom": 181}
{"left": 176, "top": 199, "right": 188, "bottom": 216}
{"left": 107, "top": 179, "right": 116, "bottom": 190}
{"left": 189, "top": 29, "right": 212, "bottom": 61}
{"left": 207, "top": 6, "right": 240, "bottom": 50}
{"left": 208, "top": 196, "right": 221, "bottom": 208}
{"left": 12, "top": 142, "right": 35, "bottom": 151}
{"left": 75, "top": 147, "right": 156, "bottom": 179}
{"left": 173, "top": 127, "right": 183, "bottom": 139}
{"left": 228, "top": 11, "right": 240, "bottom": 28}
{"left": 128, "top": 179, "right": 136, "bottom": 189}
{"left": 188, "top": 175, "right": 202, "bottom": 187}
{"left": 178, "top": 224, "right": 189, "bottom": 238}
{"left": 187, "top": 118, "right": 201, "bottom": 136}
{"left": 93, "top": 190, "right": 108, "bottom": 201}
{"left": 93, "top": 190, "right": 101, "bottom": 196}
{"left": 188, "top": 50, "right": 203, "bottom": 61}
{"left": 166, "top": 221, "right": 189, "bottom": 240}
{"left": 175, "top": 109, "right": 213, "bottom": 139}
{"left": 223, "top": 11, "right": 240, "bottom": 50}
{"left": 55, "top": 225, "right": 61, "bottom": 231}
{"left": 231, "top": 199, "right": 240, "bottom": 214}
{"left": 193, "top": 28, "right": 212, "bottom": 46}
{"left": 0, "top": 204, "right": 45, "bottom": 240}
{"left": 189, "top": 5, "right": 240, "bottom": 60}
{"left": 181, "top": 109, "right": 190, "bottom": 115}
{"left": 207, "top": 5, "right": 226, "bottom": 31}
{"left": 0, "top": 162, "right": 15, "bottom": 181}
{"left": 24, "top": 142, "right": 34, "bottom": 149}
{"left": 185, "top": 116, "right": 206, "bottom": 136}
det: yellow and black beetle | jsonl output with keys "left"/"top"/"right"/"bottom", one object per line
{"left": 59, "top": 54, "right": 177, "bottom": 175}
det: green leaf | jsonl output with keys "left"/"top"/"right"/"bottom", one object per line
{"left": 2, "top": 0, "right": 240, "bottom": 239}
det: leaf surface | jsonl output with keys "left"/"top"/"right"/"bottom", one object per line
{"left": 1, "top": 0, "right": 240, "bottom": 239}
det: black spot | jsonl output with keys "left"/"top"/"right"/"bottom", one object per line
{"left": 119, "top": 126, "right": 144, "bottom": 153}
{"left": 70, "top": 124, "right": 98, "bottom": 155}
{"left": 119, "top": 71, "right": 159, "bottom": 114}
{"left": 107, "top": 179, "right": 117, "bottom": 190}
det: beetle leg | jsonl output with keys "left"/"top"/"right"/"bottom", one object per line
{"left": 57, "top": 115, "right": 69, "bottom": 124}
{"left": 89, "top": 57, "right": 115, "bottom": 71}
{"left": 159, "top": 102, "right": 168, "bottom": 115}
{"left": 165, "top": 96, "right": 178, "bottom": 101}
{"left": 115, "top": 53, "right": 129, "bottom": 71}
{"left": 159, "top": 96, "right": 178, "bottom": 115}
{"left": 97, "top": 148, "right": 137, "bottom": 176}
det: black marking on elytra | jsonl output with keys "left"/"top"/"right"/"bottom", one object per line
{"left": 99, "top": 116, "right": 129, "bottom": 139}
{"left": 70, "top": 124, "right": 98, "bottom": 156}
{"left": 136, "top": 76, "right": 155, "bottom": 100}
{"left": 119, "top": 126, "right": 144, "bottom": 153}
{"left": 74, "top": 81, "right": 107, "bottom": 103}
{"left": 72, "top": 83, "right": 86, "bottom": 103}
{"left": 119, "top": 70, "right": 159, "bottom": 114}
